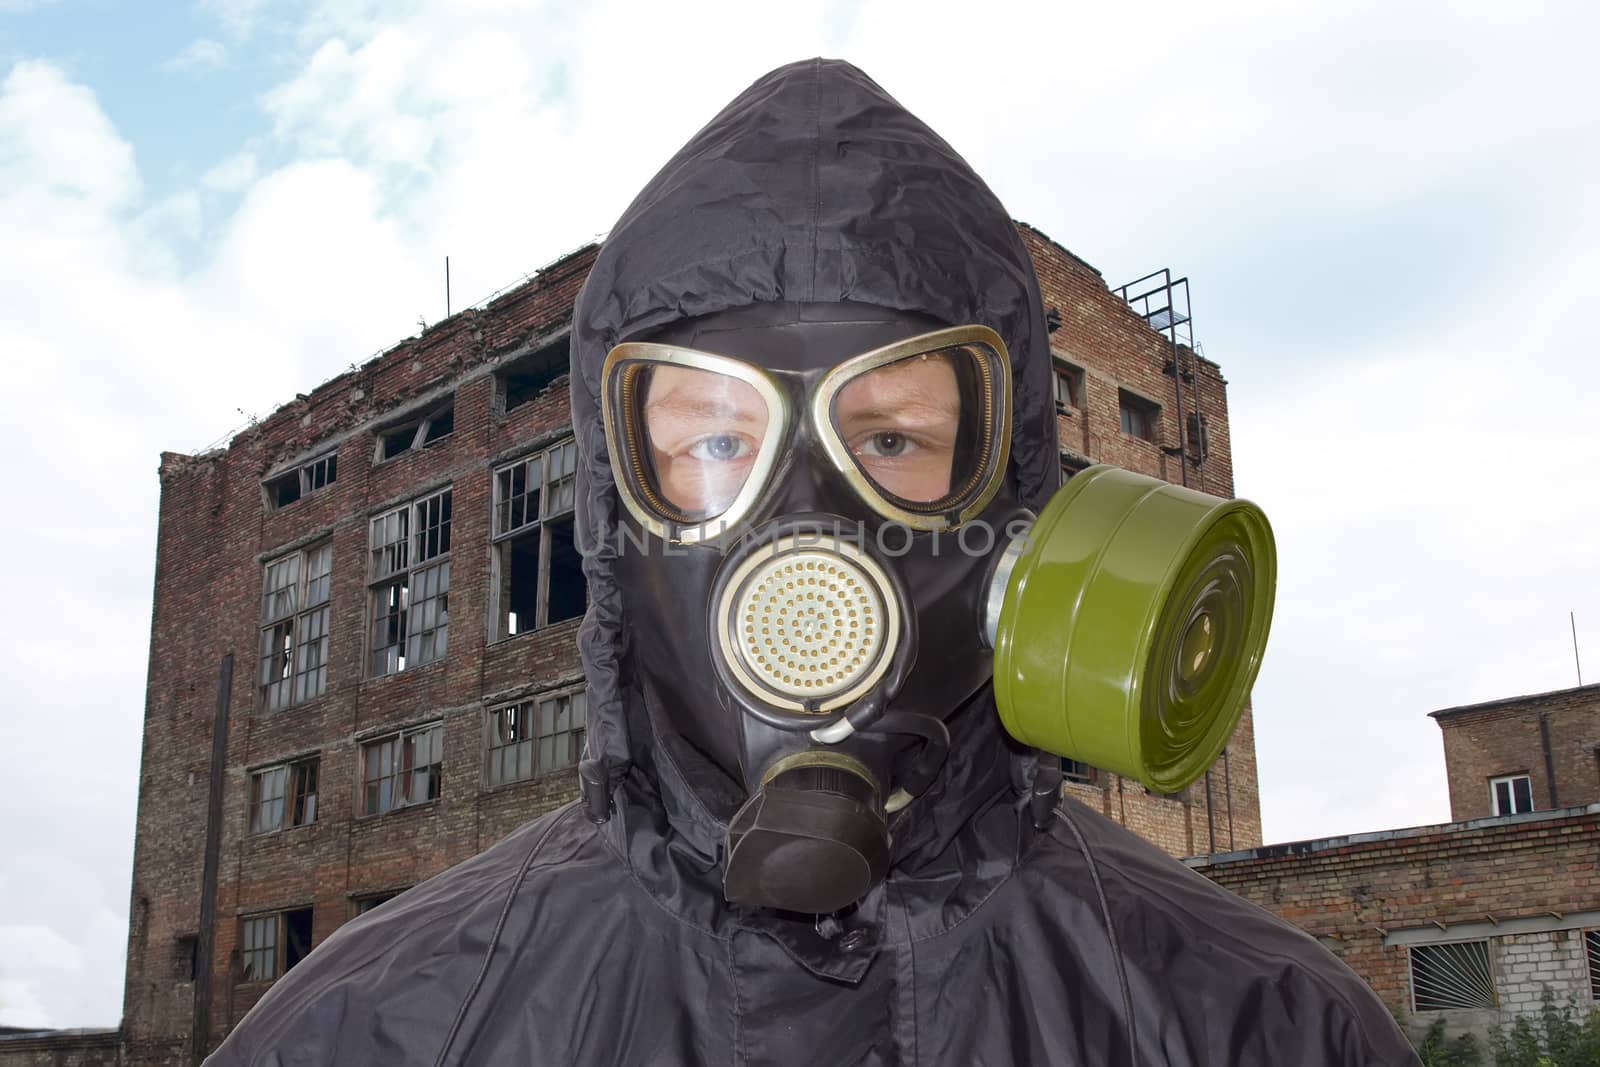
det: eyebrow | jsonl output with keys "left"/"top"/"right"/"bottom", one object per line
{"left": 646, "top": 389, "right": 766, "bottom": 423}
{"left": 836, "top": 388, "right": 959, "bottom": 424}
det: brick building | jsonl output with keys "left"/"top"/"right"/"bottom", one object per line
{"left": 1432, "top": 682, "right": 1600, "bottom": 821}
{"left": 119, "top": 225, "right": 1262, "bottom": 1065}
{"left": 1189, "top": 683, "right": 1600, "bottom": 1043}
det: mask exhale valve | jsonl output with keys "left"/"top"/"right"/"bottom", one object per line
{"left": 986, "top": 464, "right": 1277, "bottom": 794}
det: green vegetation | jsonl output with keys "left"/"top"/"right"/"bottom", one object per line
{"left": 1413, "top": 996, "right": 1600, "bottom": 1067}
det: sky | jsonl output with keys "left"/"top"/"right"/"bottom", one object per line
{"left": 1, "top": 0, "right": 1596, "bottom": 1033}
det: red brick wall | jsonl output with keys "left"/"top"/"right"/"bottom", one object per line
{"left": 1189, "top": 806, "right": 1600, "bottom": 1037}
{"left": 123, "top": 249, "right": 596, "bottom": 1065}
{"left": 1434, "top": 685, "right": 1600, "bottom": 821}
{"left": 123, "top": 230, "right": 1262, "bottom": 1064}
{"left": 1022, "top": 224, "right": 1262, "bottom": 855}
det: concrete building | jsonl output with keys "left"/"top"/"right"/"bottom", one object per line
{"left": 1188, "top": 683, "right": 1600, "bottom": 1044}
{"left": 116, "top": 226, "right": 1262, "bottom": 1065}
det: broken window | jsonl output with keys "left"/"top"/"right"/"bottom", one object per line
{"left": 238, "top": 907, "right": 313, "bottom": 983}
{"left": 375, "top": 397, "right": 455, "bottom": 462}
{"left": 353, "top": 889, "right": 409, "bottom": 916}
{"left": 263, "top": 451, "right": 339, "bottom": 511}
{"left": 368, "top": 488, "right": 451, "bottom": 676}
{"left": 500, "top": 335, "right": 570, "bottom": 413}
{"left": 1118, "top": 389, "right": 1160, "bottom": 442}
{"left": 175, "top": 934, "right": 198, "bottom": 981}
{"left": 1062, "top": 759, "right": 1097, "bottom": 786}
{"left": 1052, "top": 361, "right": 1083, "bottom": 410}
{"left": 259, "top": 543, "right": 332, "bottom": 711}
{"left": 361, "top": 722, "right": 443, "bottom": 816}
{"left": 248, "top": 756, "right": 319, "bottom": 834}
{"left": 491, "top": 439, "right": 586, "bottom": 640}
{"left": 485, "top": 688, "right": 587, "bottom": 786}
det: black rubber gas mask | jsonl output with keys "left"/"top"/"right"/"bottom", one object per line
{"left": 605, "top": 301, "right": 1024, "bottom": 914}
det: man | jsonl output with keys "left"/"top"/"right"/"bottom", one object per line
{"left": 208, "top": 58, "right": 1420, "bottom": 1065}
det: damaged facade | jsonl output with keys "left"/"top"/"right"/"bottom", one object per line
{"left": 116, "top": 227, "right": 1261, "bottom": 1065}
{"left": 1189, "top": 683, "right": 1600, "bottom": 1044}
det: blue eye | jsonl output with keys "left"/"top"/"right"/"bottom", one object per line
{"left": 689, "top": 434, "right": 751, "bottom": 461}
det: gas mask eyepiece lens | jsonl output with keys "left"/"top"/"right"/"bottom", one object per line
{"left": 814, "top": 325, "right": 1011, "bottom": 529}
{"left": 603, "top": 346, "right": 787, "bottom": 539}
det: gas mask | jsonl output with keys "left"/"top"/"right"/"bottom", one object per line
{"left": 604, "top": 302, "right": 1275, "bottom": 915}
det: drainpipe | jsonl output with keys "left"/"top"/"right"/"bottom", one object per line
{"left": 1539, "top": 712, "right": 1559, "bottom": 809}
{"left": 193, "top": 654, "right": 233, "bottom": 1064}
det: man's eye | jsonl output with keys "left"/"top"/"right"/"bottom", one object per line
{"left": 856, "top": 432, "right": 913, "bottom": 458}
{"left": 687, "top": 434, "right": 751, "bottom": 462}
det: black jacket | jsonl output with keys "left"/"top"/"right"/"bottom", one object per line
{"left": 207, "top": 58, "right": 1421, "bottom": 1067}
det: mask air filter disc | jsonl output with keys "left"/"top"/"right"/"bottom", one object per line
{"left": 991, "top": 465, "right": 1277, "bottom": 794}
{"left": 715, "top": 534, "right": 900, "bottom": 714}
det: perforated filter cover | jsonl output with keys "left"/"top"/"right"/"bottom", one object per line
{"left": 715, "top": 538, "right": 900, "bottom": 713}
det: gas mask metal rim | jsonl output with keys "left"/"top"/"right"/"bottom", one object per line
{"left": 810, "top": 323, "right": 1013, "bottom": 531}
{"left": 600, "top": 323, "right": 1014, "bottom": 542}
{"left": 601, "top": 343, "right": 791, "bottom": 545}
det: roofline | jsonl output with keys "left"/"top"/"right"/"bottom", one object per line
{"left": 1013, "top": 220, "right": 1103, "bottom": 278}
{"left": 171, "top": 241, "right": 599, "bottom": 462}
{"left": 1185, "top": 801, "right": 1600, "bottom": 870}
{"left": 1427, "top": 680, "right": 1600, "bottom": 721}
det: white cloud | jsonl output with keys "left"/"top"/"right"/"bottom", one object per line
{"left": 199, "top": 0, "right": 271, "bottom": 39}
{"left": 201, "top": 150, "right": 258, "bottom": 190}
{"left": 163, "top": 38, "right": 229, "bottom": 72}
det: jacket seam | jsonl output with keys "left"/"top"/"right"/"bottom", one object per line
{"left": 433, "top": 804, "right": 585, "bottom": 1066}
{"left": 1047, "top": 803, "right": 1396, "bottom": 1064}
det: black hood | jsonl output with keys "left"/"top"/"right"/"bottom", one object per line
{"left": 571, "top": 58, "right": 1059, "bottom": 821}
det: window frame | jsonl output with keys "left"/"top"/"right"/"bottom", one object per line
{"left": 352, "top": 887, "right": 410, "bottom": 917}
{"left": 262, "top": 450, "right": 339, "bottom": 511}
{"left": 1408, "top": 939, "right": 1497, "bottom": 1012}
{"left": 489, "top": 438, "right": 584, "bottom": 641}
{"left": 1489, "top": 773, "right": 1535, "bottom": 816}
{"left": 258, "top": 542, "right": 333, "bottom": 711}
{"left": 248, "top": 755, "right": 320, "bottom": 835}
{"left": 359, "top": 721, "right": 445, "bottom": 817}
{"left": 1585, "top": 928, "right": 1599, "bottom": 1003}
{"left": 373, "top": 397, "right": 455, "bottom": 463}
{"left": 1062, "top": 759, "right": 1097, "bottom": 786}
{"left": 1117, "top": 388, "right": 1161, "bottom": 443}
{"left": 1051, "top": 359, "right": 1083, "bottom": 411}
{"left": 367, "top": 486, "right": 453, "bottom": 677}
{"left": 497, "top": 334, "right": 571, "bottom": 415}
{"left": 483, "top": 686, "right": 588, "bottom": 788}
{"left": 238, "top": 907, "right": 313, "bottom": 984}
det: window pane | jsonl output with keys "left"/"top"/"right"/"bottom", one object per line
{"left": 496, "top": 457, "right": 542, "bottom": 537}
{"left": 291, "top": 760, "right": 318, "bottom": 827}
{"left": 370, "top": 508, "right": 409, "bottom": 579}
{"left": 370, "top": 580, "right": 407, "bottom": 676}
{"left": 241, "top": 916, "right": 278, "bottom": 981}
{"left": 1513, "top": 776, "right": 1532, "bottom": 813}
{"left": 305, "top": 544, "right": 332, "bottom": 607}
{"left": 262, "top": 555, "right": 300, "bottom": 622}
{"left": 416, "top": 490, "right": 452, "bottom": 563}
